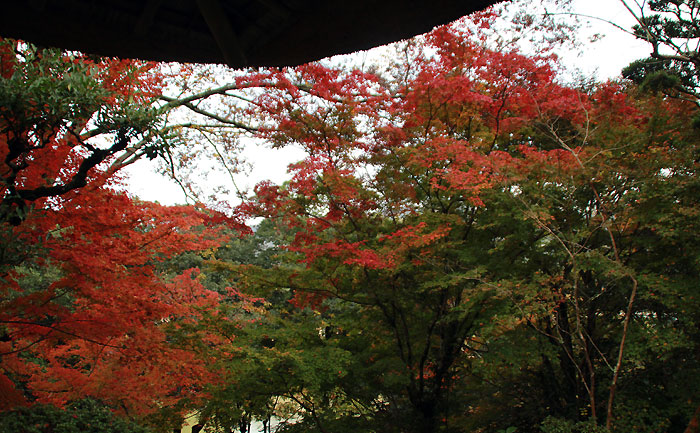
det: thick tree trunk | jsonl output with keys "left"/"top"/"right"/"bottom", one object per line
{"left": 684, "top": 405, "right": 700, "bottom": 433}
{"left": 416, "top": 407, "right": 438, "bottom": 433}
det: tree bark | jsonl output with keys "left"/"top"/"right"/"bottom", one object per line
{"left": 605, "top": 277, "right": 638, "bottom": 431}
{"left": 684, "top": 405, "right": 700, "bottom": 433}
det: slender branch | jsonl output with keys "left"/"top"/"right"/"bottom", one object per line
{"left": 605, "top": 275, "right": 638, "bottom": 430}
{"left": 159, "top": 96, "right": 259, "bottom": 133}
{"left": 545, "top": 11, "right": 638, "bottom": 37}
{"left": 0, "top": 320, "right": 122, "bottom": 349}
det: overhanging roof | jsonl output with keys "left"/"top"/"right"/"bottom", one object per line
{"left": 0, "top": 0, "right": 499, "bottom": 68}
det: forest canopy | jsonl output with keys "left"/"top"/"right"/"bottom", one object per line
{"left": 1, "top": 2, "right": 699, "bottom": 433}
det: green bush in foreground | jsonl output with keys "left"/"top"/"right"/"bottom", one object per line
{"left": 0, "top": 399, "right": 151, "bottom": 433}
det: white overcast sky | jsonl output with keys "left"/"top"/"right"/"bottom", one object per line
{"left": 123, "top": 0, "right": 651, "bottom": 207}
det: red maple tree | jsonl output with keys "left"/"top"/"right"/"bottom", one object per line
{"left": 0, "top": 39, "right": 236, "bottom": 416}
{"left": 226, "top": 15, "right": 700, "bottom": 432}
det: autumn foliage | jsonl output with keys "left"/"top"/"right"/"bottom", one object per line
{"left": 2, "top": 8, "right": 700, "bottom": 433}
{"left": 0, "top": 40, "right": 234, "bottom": 416}
{"left": 222, "top": 16, "right": 700, "bottom": 433}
